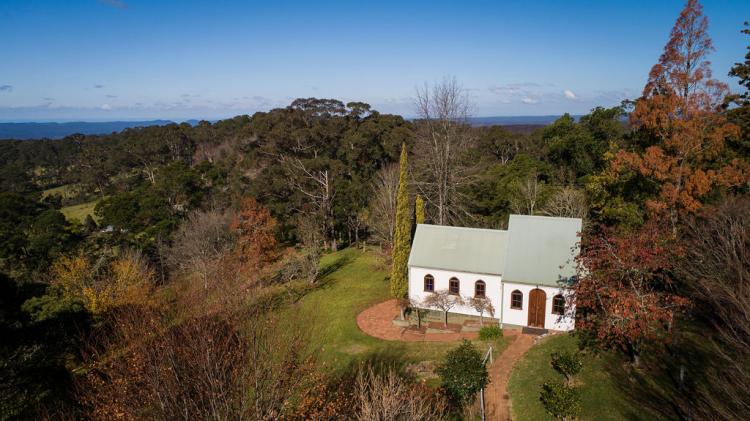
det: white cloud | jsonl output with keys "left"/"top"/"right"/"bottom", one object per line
{"left": 101, "top": 104, "right": 112, "bottom": 111}
{"left": 564, "top": 89, "right": 577, "bottom": 100}
{"left": 521, "top": 97, "right": 539, "bottom": 104}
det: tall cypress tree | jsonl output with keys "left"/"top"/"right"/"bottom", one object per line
{"left": 415, "top": 195, "right": 425, "bottom": 225}
{"left": 390, "top": 144, "right": 411, "bottom": 299}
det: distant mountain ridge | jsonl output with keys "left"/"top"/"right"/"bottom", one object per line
{"left": 0, "top": 120, "right": 177, "bottom": 140}
{"left": 0, "top": 115, "right": 571, "bottom": 140}
{"left": 467, "top": 115, "right": 578, "bottom": 126}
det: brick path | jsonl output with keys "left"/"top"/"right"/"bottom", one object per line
{"left": 356, "top": 299, "right": 478, "bottom": 342}
{"left": 357, "top": 299, "right": 540, "bottom": 420}
{"left": 484, "top": 331, "right": 537, "bottom": 420}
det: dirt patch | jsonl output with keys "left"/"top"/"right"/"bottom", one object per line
{"left": 342, "top": 343, "right": 370, "bottom": 355}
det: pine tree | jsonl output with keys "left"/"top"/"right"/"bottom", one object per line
{"left": 415, "top": 195, "right": 425, "bottom": 225}
{"left": 390, "top": 144, "right": 411, "bottom": 299}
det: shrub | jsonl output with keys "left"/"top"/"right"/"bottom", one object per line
{"left": 478, "top": 325, "right": 503, "bottom": 340}
{"left": 540, "top": 381, "right": 581, "bottom": 420}
{"left": 436, "top": 340, "right": 488, "bottom": 407}
{"left": 550, "top": 351, "right": 583, "bottom": 383}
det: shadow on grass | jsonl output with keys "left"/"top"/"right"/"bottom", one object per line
{"left": 265, "top": 251, "right": 357, "bottom": 308}
{"left": 602, "top": 329, "right": 716, "bottom": 420}
{"left": 317, "top": 251, "right": 355, "bottom": 280}
{"left": 335, "top": 342, "right": 417, "bottom": 380}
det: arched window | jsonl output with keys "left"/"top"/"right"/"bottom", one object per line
{"left": 449, "top": 277, "right": 460, "bottom": 295}
{"left": 474, "top": 280, "right": 486, "bottom": 298}
{"left": 552, "top": 294, "right": 565, "bottom": 315}
{"left": 423, "top": 274, "right": 434, "bottom": 292}
{"left": 510, "top": 290, "right": 523, "bottom": 309}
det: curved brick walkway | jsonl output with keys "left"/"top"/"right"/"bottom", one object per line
{"left": 357, "top": 299, "right": 541, "bottom": 420}
{"left": 484, "top": 332, "right": 537, "bottom": 420}
{"left": 356, "top": 299, "right": 478, "bottom": 342}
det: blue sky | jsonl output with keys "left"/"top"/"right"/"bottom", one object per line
{"left": 0, "top": 0, "right": 748, "bottom": 121}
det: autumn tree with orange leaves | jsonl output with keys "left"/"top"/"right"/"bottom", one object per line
{"left": 611, "top": 0, "right": 747, "bottom": 227}
{"left": 575, "top": 221, "right": 689, "bottom": 366}
{"left": 231, "top": 197, "right": 279, "bottom": 272}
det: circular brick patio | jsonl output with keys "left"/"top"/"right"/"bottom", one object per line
{"left": 356, "top": 299, "right": 479, "bottom": 342}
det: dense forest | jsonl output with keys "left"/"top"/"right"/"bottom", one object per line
{"left": 1, "top": 1, "right": 749, "bottom": 419}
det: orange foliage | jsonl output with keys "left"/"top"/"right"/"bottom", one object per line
{"left": 50, "top": 251, "right": 153, "bottom": 314}
{"left": 575, "top": 221, "right": 690, "bottom": 363}
{"left": 612, "top": 0, "right": 748, "bottom": 219}
{"left": 230, "top": 197, "right": 278, "bottom": 271}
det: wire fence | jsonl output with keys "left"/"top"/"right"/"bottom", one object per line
{"left": 479, "top": 345, "right": 493, "bottom": 421}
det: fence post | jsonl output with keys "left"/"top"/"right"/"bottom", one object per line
{"left": 480, "top": 345, "right": 493, "bottom": 421}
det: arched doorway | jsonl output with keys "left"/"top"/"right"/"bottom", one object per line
{"left": 528, "top": 288, "right": 546, "bottom": 328}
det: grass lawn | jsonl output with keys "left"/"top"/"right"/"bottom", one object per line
{"left": 282, "top": 247, "right": 506, "bottom": 377}
{"left": 60, "top": 199, "right": 100, "bottom": 223}
{"left": 508, "top": 334, "right": 660, "bottom": 421}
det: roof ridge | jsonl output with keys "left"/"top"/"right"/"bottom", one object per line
{"left": 417, "top": 223, "right": 507, "bottom": 234}
{"left": 509, "top": 214, "right": 582, "bottom": 222}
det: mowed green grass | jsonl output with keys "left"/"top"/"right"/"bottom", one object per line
{"left": 508, "top": 334, "right": 658, "bottom": 421}
{"left": 60, "top": 200, "right": 99, "bottom": 223}
{"left": 43, "top": 184, "right": 100, "bottom": 223}
{"left": 284, "top": 248, "right": 506, "bottom": 375}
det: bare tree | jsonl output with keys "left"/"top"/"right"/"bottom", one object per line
{"left": 414, "top": 77, "right": 476, "bottom": 225}
{"left": 468, "top": 296, "right": 495, "bottom": 326}
{"left": 354, "top": 365, "right": 448, "bottom": 421}
{"left": 541, "top": 186, "right": 588, "bottom": 221}
{"left": 422, "top": 290, "right": 464, "bottom": 327}
{"left": 408, "top": 297, "right": 430, "bottom": 329}
{"left": 165, "top": 208, "right": 236, "bottom": 289}
{"left": 510, "top": 172, "right": 548, "bottom": 215}
{"left": 294, "top": 211, "right": 324, "bottom": 283}
{"left": 346, "top": 209, "right": 367, "bottom": 248}
{"left": 677, "top": 197, "right": 750, "bottom": 420}
{"left": 367, "top": 163, "right": 399, "bottom": 246}
{"left": 279, "top": 156, "right": 338, "bottom": 250}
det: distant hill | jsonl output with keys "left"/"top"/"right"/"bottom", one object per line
{"left": 0, "top": 120, "right": 177, "bottom": 140}
{"left": 467, "top": 115, "right": 576, "bottom": 126}
{"left": 0, "top": 115, "right": 567, "bottom": 140}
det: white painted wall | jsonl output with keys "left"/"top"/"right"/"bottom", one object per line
{"left": 501, "top": 282, "right": 576, "bottom": 331}
{"left": 408, "top": 266, "right": 502, "bottom": 320}
{"left": 408, "top": 266, "right": 576, "bottom": 331}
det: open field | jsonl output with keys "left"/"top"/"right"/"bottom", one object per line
{"left": 42, "top": 184, "right": 80, "bottom": 200}
{"left": 60, "top": 199, "right": 99, "bottom": 223}
{"left": 283, "top": 248, "right": 506, "bottom": 378}
{"left": 43, "top": 183, "right": 100, "bottom": 223}
{"left": 508, "top": 334, "right": 659, "bottom": 420}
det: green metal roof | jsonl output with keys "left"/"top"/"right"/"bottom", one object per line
{"left": 408, "top": 224, "right": 508, "bottom": 275}
{"left": 408, "top": 215, "right": 582, "bottom": 287}
{"left": 503, "top": 215, "right": 581, "bottom": 286}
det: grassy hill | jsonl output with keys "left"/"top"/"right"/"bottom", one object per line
{"left": 508, "top": 334, "right": 660, "bottom": 420}
{"left": 284, "top": 248, "right": 505, "bottom": 379}
{"left": 60, "top": 200, "right": 99, "bottom": 223}
{"left": 43, "top": 184, "right": 100, "bottom": 223}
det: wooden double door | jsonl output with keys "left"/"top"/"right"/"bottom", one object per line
{"left": 527, "top": 289, "right": 546, "bottom": 328}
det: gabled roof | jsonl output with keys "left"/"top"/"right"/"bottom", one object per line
{"left": 408, "top": 215, "right": 582, "bottom": 287}
{"left": 503, "top": 215, "right": 581, "bottom": 286}
{"left": 408, "top": 224, "right": 508, "bottom": 276}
